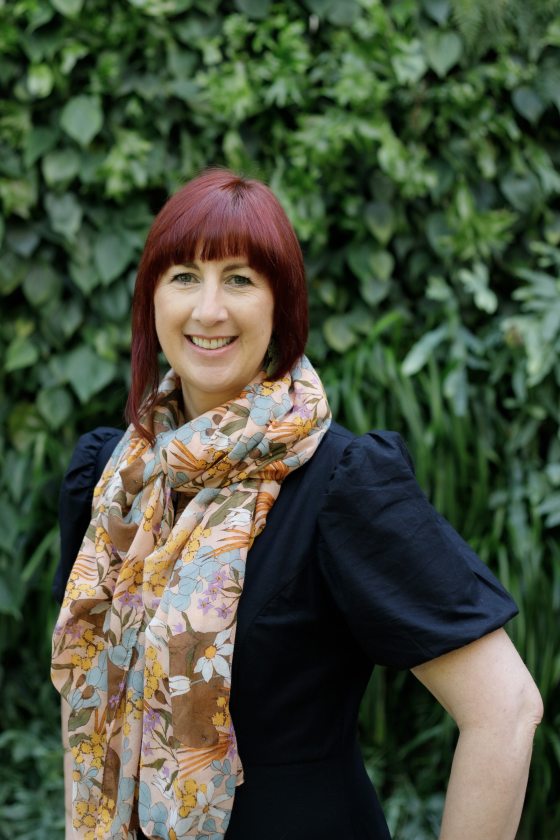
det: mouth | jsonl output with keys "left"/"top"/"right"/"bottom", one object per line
{"left": 187, "top": 335, "right": 237, "bottom": 350}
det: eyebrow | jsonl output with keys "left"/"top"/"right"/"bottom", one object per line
{"left": 181, "top": 261, "right": 250, "bottom": 272}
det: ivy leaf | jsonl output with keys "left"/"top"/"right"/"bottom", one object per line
{"left": 422, "top": 0, "right": 451, "bottom": 25}
{"left": 45, "top": 192, "right": 83, "bottom": 238}
{"left": 23, "top": 265, "right": 62, "bottom": 307}
{"left": 37, "top": 387, "right": 74, "bottom": 429}
{"left": 60, "top": 95, "right": 103, "bottom": 146}
{"left": 500, "top": 172, "right": 541, "bottom": 212}
{"left": 5, "top": 336, "right": 39, "bottom": 372}
{"left": 234, "top": 0, "right": 272, "bottom": 19}
{"left": 512, "top": 86, "right": 546, "bottom": 124}
{"left": 50, "top": 0, "right": 84, "bottom": 16}
{"left": 323, "top": 315, "right": 357, "bottom": 353}
{"left": 5, "top": 227, "right": 40, "bottom": 257}
{"left": 58, "top": 345, "right": 116, "bottom": 402}
{"left": 42, "top": 149, "right": 81, "bottom": 187}
{"left": 27, "top": 65, "right": 54, "bottom": 98}
{"left": 424, "top": 31, "right": 462, "bottom": 78}
{"left": 23, "top": 126, "right": 58, "bottom": 168}
{"left": 365, "top": 201, "right": 395, "bottom": 245}
{"left": 93, "top": 231, "right": 135, "bottom": 284}
{"left": 392, "top": 40, "right": 427, "bottom": 85}
{"left": 70, "top": 261, "right": 100, "bottom": 294}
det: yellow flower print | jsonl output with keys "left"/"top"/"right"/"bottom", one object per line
{"left": 94, "top": 526, "right": 111, "bottom": 554}
{"left": 143, "top": 504, "right": 155, "bottom": 531}
{"left": 173, "top": 777, "right": 199, "bottom": 818}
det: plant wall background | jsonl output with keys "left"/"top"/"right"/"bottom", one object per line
{"left": 1, "top": 0, "right": 559, "bottom": 837}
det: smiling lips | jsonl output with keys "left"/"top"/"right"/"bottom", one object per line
{"left": 188, "top": 335, "right": 237, "bottom": 350}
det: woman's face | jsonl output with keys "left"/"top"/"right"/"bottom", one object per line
{"left": 154, "top": 256, "right": 274, "bottom": 419}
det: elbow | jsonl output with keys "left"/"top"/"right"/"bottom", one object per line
{"left": 502, "top": 671, "right": 543, "bottom": 742}
{"left": 521, "top": 675, "right": 543, "bottom": 732}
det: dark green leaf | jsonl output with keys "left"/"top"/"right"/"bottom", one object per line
{"left": 424, "top": 31, "right": 462, "bottom": 78}
{"left": 70, "top": 261, "right": 100, "bottom": 294}
{"left": 23, "top": 126, "right": 58, "bottom": 168}
{"left": 323, "top": 315, "right": 357, "bottom": 353}
{"left": 60, "top": 95, "right": 103, "bottom": 146}
{"left": 36, "top": 386, "right": 74, "bottom": 429}
{"left": 42, "top": 149, "right": 81, "bottom": 187}
{"left": 44, "top": 192, "right": 83, "bottom": 238}
{"left": 5, "top": 226, "right": 40, "bottom": 257}
{"left": 22, "top": 265, "right": 62, "bottom": 307}
{"left": 422, "top": 0, "right": 450, "bottom": 25}
{"left": 58, "top": 345, "right": 116, "bottom": 402}
{"left": 50, "top": 0, "right": 84, "bottom": 16}
{"left": 234, "top": 0, "right": 272, "bottom": 19}
{"left": 500, "top": 172, "right": 541, "bottom": 212}
{"left": 512, "top": 86, "right": 546, "bottom": 124}
{"left": 365, "top": 201, "right": 395, "bottom": 245}
{"left": 93, "top": 231, "right": 135, "bottom": 284}
{"left": 5, "top": 336, "right": 40, "bottom": 372}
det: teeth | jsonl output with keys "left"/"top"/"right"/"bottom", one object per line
{"left": 190, "top": 336, "right": 235, "bottom": 350}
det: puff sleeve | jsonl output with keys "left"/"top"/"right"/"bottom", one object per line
{"left": 53, "top": 427, "right": 123, "bottom": 603}
{"left": 317, "top": 431, "right": 518, "bottom": 669}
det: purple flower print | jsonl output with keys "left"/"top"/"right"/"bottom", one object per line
{"left": 119, "top": 590, "right": 142, "bottom": 608}
{"left": 108, "top": 692, "right": 121, "bottom": 709}
{"left": 226, "top": 721, "right": 237, "bottom": 762}
{"left": 214, "top": 604, "right": 232, "bottom": 620}
{"left": 61, "top": 622, "right": 83, "bottom": 639}
{"left": 143, "top": 708, "right": 160, "bottom": 735}
{"left": 296, "top": 403, "right": 314, "bottom": 418}
{"left": 198, "top": 596, "right": 213, "bottom": 614}
{"left": 207, "top": 582, "right": 221, "bottom": 601}
{"left": 211, "top": 570, "right": 227, "bottom": 587}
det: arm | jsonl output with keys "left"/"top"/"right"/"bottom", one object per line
{"left": 412, "top": 628, "right": 543, "bottom": 840}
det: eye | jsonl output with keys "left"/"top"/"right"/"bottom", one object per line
{"left": 227, "top": 274, "right": 252, "bottom": 287}
{"left": 171, "top": 272, "right": 199, "bottom": 285}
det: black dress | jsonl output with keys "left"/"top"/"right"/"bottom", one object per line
{"left": 55, "top": 422, "right": 517, "bottom": 840}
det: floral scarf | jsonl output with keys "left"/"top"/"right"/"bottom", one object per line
{"left": 52, "top": 356, "right": 331, "bottom": 839}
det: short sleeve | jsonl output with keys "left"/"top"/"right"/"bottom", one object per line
{"left": 53, "top": 427, "right": 123, "bottom": 603}
{"left": 317, "top": 431, "right": 518, "bottom": 669}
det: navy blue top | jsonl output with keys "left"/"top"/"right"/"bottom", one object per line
{"left": 54, "top": 422, "right": 518, "bottom": 840}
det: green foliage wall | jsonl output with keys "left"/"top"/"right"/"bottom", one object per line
{"left": 1, "top": 0, "right": 559, "bottom": 837}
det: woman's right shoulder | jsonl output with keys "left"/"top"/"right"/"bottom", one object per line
{"left": 63, "top": 426, "right": 124, "bottom": 492}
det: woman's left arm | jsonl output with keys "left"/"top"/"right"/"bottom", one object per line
{"left": 412, "top": 628, "right": 543, "bottom": 840}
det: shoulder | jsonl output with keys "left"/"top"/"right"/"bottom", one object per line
{"left": 63, "top": 426, "right": 124, "bottom": 493}
{"left": 321, "top": 427, "right": 415, "bottom": 493}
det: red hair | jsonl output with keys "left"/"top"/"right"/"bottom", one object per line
{"left": 126, "top": 168, "right": 308, "bottom": 440}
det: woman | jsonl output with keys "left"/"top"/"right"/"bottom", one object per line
{"left": 52, "top": 168, "right": 542, "bottom": 840}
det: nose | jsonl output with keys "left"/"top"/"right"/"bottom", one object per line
{"left": 192, "top": 280, "right": 228, "bottom": 326}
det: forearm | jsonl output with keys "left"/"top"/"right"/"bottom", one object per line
{"left": 439, "top": 719, "right": 537, "bottom": 840}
